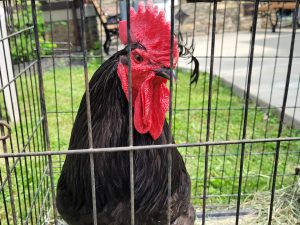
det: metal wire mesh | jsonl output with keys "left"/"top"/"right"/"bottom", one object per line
{"left": 0, "top": 0, "right": 300, "bottom": 225}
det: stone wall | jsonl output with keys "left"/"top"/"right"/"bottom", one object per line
{"left": 175, "top": 1, "right": 254, "bottom": 35}
{"left": 99, "top": 0, "right": 257, "bottom": 36}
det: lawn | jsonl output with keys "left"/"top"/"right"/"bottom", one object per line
{"left": 1, "top": 57, "right": 300, "bottom": 224}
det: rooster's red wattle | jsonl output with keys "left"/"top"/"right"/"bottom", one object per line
{"left": 56, "top": 2, "right": 196, "bottom": 225}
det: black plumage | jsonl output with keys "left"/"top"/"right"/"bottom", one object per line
{"left": 56, "top": 47, "right": 196, "bottom": 225}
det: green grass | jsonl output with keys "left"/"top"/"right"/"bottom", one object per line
{"left": 1, "top": 58, "right": 300, "bottom": 224}
{"left": 172, "top": 70, "right": 300, "bottom": 206}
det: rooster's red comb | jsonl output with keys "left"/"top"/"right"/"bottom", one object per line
{"left": 119, "top": 1, "right": 178, "bottom": 68}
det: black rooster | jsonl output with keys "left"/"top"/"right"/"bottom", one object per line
{"left": 56, "top": 3, "right": 198, "bottom": 225}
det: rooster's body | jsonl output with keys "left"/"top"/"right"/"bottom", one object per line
{"left": 56, "top": 3, "right": 195, "bottom": 225}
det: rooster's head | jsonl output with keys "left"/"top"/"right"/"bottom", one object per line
{"left": 117, "top": 1, "right": 178, "bottom": 140}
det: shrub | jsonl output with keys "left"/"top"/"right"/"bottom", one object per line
{"left": 9, "top": 1, "right": 55, "bottom": 63}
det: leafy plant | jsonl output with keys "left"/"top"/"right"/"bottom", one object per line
{"left": 9, "top": 1, "right": 55, "bottom": 63}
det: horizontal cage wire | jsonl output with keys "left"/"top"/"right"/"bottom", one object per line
{"left": 0, "top": 0, "right": 300, "bottom": 225}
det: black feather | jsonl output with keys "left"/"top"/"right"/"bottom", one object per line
{"left": 178, "top": 32, "right": 200, "bottom": 85}
{"left": 56, "top": 48, "right": 195, "bottom": 225}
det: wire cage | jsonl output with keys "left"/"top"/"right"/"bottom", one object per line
{"left": 0, "top": 0, "right": 300, "bottom": 224}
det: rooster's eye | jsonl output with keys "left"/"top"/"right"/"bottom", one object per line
{"left": 134, "top": 54, "right": 143, "bottom": 63}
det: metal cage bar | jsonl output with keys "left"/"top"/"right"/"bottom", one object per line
{"left": 202, "top": 0, "right": 218, "bottom": 224}
{"left": 268, "top": 1, "right": 300, "bottom": 224}
{"left": 236, "top": 0, "right": 259, "bottom": 224}
{"left": 78, "top": 1, "right": 98, "bottom": 225}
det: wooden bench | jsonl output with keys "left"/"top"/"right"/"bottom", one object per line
{"left": 258, "top": 2, "right": 298, "bottom": 32}
{"left": 91, "top": 0, "right": 119, "bottom": 55}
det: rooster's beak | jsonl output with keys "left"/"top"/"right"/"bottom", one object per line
{"left": 154, "top": 68, "right": 176, "bottom": 81}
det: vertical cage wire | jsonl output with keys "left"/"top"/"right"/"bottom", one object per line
{"left": 236, "top": 0, "right": 259, "bottom": 224}
{"left": 125, "top": 1, "right": 135, "bottom": 224}
{"left": 223, "top": 1, "right": 242, "bottom": 207}
{"left": 31, "top": 0, "right": 56, "bottom": 224}
{"left": 47, "top": 0, "right": 61, "bottom": 152}
{"left": 207, "top": 0, "right": 227, "bottom": 196}
{"left": 255, "top": 2, "right": 284, "bottom": 193}
{"left": 202, "top": 0, "right": 217, "bottom": 224}
{"left": 268, "top": 1, "right": 299, "bottom": 224}
{"left": 167, "top": 0, "right": 175, "bottom": 224}
{"left": 78, "top": 1, "right": 98, "bottom": 225}
{"left": 243, "top": 1, "right": 270, "bottom": 193}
